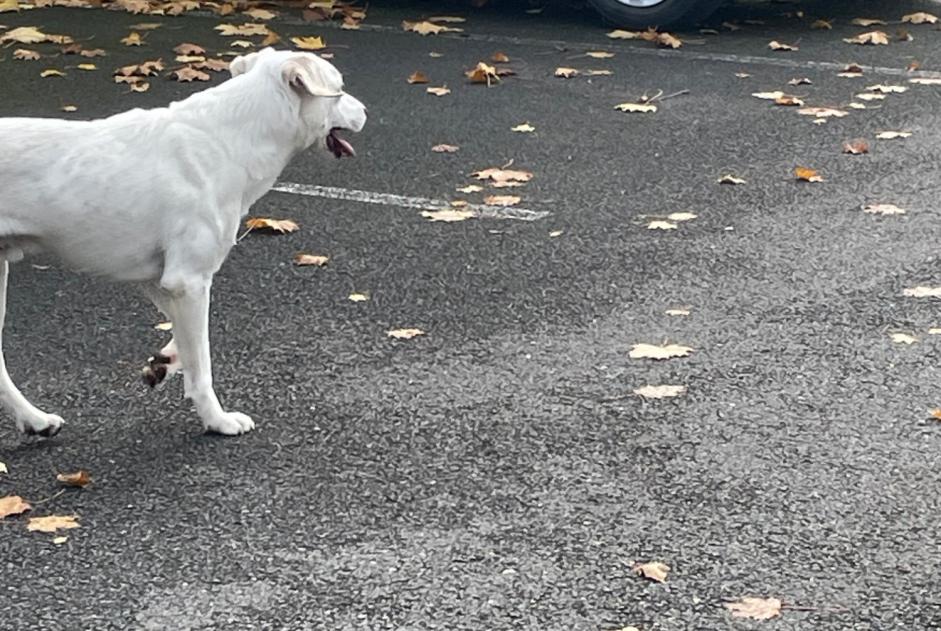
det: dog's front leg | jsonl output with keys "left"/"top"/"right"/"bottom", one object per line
{"left": 160, "top": 280, "right": 254, "bottom": 435}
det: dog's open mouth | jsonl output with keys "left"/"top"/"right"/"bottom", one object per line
{"left": 326, "top": 128, "right": 355, "bottom": 159}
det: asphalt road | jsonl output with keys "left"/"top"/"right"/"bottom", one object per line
{"left": 2, "top": 0, "right": 941, "bottom": 629}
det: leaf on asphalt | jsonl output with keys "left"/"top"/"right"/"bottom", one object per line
{"left": 586, "top": 50, "right": 614, "bottom": 59}
{"left": 27, "top": 514, "right": 80, "bottom": 533}
{"left": 811, "top": 19, "right": 832, "bottom": 30}
{"left": 52, "top": 536, "right": 68, "bottom": 545}
{"left": 427, "top": 15, "right": 466, "bottom": 23}
{"left": 450, "top": 200, "right": 468, "bottom": 208}
{"left": 735, "top": 72, "right": 752, "bottom": 78}
{"left": 647, "top": 220, "right": 677, "bottom": 230}
{"left": 154, "top": 321, "right": 173, "bottom": 331}
{"left": 121, "top": 31, "right": 144, "bottom": 46}
{"left": 848, "top": 102, "right": 867, "bottom": 109}
{"left": 466, "top": 62, "right": 499, "bottom": 85}
{"left": 426, "top": 86, "right": 450, "bottom": 97}
{"left": 842, "top": 139, "right": 869, "bottom": 154}
{"left": 718, "top": 174, "right": 746, "bottom": 185}
{"left": 402, "top": 20, "right": 461, "bottom": 35}
{"left": 668, "top": 212, "right": 697, "bottom": 222}
{"left": 348, "top": 293, "right": 369, "bottom": 302}
{"left": 130, "top": 82, "right": 150, "bottom": 92}
{"left": 116, "top": 59, "right": 164, "bottom": 77}
{"left": 128, "top": 21, "right": 162, "bottom": 30}
{"left": 215, "top": 23, "right": 269, "bottom": 37}
{"left": 844, "top": 31, "right": 889, "bottom": 45}
{"left": 291, "top": 36, "right": 325, "bottom": 50}
{"left": 245, "top": 217, "right": 299, "bottom": 234}
{"left": 56, "top": 470, "right": 91, "bottom": 488}
{"left": 864, "top": 203, "right": 904, "bottom": 215}
{"left": 855, "top": 92, "right": 885, "bottom": 101}
{"left": 40, "top": 68, "right": 64, "bottom": 77}
{"left": 176, "top": 54, "right": 206, "bottom": 64}
{"left": 0, "top": 0, "right": 18, "bottom": 12}
{"left": 665, "top": 308, "right": 691, "bottom": 316}
{"left": 768, "top": 40, "right": 798, "bottom": 51}
{"left": 0, "top": 26, "right": 49, "bottom": 44}
{"left": 629, "top": 343, "right": 693, "bottom": 360}
{"left": 13, "top": 48, "right": 39, "bottom": 60}
{"left": 511, "top": 122, "right": 535, "bottom": 133}
{"left": 230, "top": 39, "right": 254, "bottom": 49}
{"left": 891, "top": 332, "right": 918, "bottom": 344}
{"left": 0, "top": 495, "right": 31, "bottom": 519}
{"left": 586, "top": 69, "right": 613, "bottom": 76}
{"left": 725, "top": 597, "right": 782, "bottom": 620}
{"left": 457, "top": 184, "right": 482, "bottom": 193}
{"left": 614, "top": 102, "right": 657, "bottom": 113}
{"left": 473, "top": 167, "right": 533, "bottom": 185}
{"left": 421, "top": 209, "right": 475, "bottom": 222}
{"left": 173, "top": 42, "right": 205, "bottom": 55}
{"left": 774, "top": 94, "right": 804, "bottom": 106}
{"left": 837, "top": 63, "right": 864, "bottom": 77}
{"left": 77, "top": 63, "right": 96, "bottom": 71}
{"left": 407, "top": 71, "right": 430, "bottom": 84}
{"left": 173, "top": 66, "right": 210, "bottom": 82}
{"left": 910, "top": 77, "right": 941, "bottom": 85}
{"left": 657, "top": 32, "right": 682, "bottom": 48}
{"left": 293, "top": 253, "right": 329, "bottom": 267}
{"left": 243, "top": 7, "right": 276, "bottom": 20}
{"left": 875, "top": 130, "right": 912, "bottom": 139}
{"left": 634, "top": 384, "right": 686, "bottom": 399}
{"left": 484, "top": 195, "right": 521, "bottom": 207}
{"left": 903, "top": 12, "right": 939, "bottom": 24}
{"left": 787, "top": 77, "right": 812, "bottom": 86}
{"left": 795, "top": 166, "right": 823, "bottom": 182}
{"left": 904, "top": 286, "right": 941, "bottom": 298}
{"left": 632, "top": 561, "right": 670, "bottom": 582}
{"left": 432, "top": 143, "right": 459, "bottom": 153}
{"left": 0, "top": 462, "right": 6, "bottom": 474}
{"left": 607, "top": 29, "right": 644, "bottom": 39}
{"left": 387, "top": 328, "right": 425, "bottom": 339}
{"left": 549, "top": 230, "right": 563, "bottom": 238}
{"left": 797, "top": 106, "right": 848, "bottom": 118}
{"left": 554, "top": 67, "right": 578, "bottom": 78}
{"left": 852, "top": 17, "right": 887, "bottom": 26}
{"left": 867, "top": 83, "right": 907, "bottom": 93}
{"left": 751, "top": 90, "right": 786, "bottom": 100}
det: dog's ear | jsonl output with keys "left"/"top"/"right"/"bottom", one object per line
{"left": 281, "top": 57, "right": 343, "bottom": 97}
{"left": 229, "top": 47, "right": 275, "bottom": 77}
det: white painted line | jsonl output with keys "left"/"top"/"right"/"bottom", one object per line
{"left": 271, "top": 182, "right": 550, "bottom": 222}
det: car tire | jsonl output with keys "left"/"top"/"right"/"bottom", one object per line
{"left": 587, "top": 0, "right": 724, "bottom": 29}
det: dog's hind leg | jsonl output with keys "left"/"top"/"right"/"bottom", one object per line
{"left": 0, "top": 261, "right": 63, "bottom": 437}
{"left": 140, "top": 287, "right": 181, "bottom": 388}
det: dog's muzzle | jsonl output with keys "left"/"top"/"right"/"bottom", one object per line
{"left": 326, "top": 128, "right": 354, "bottom": 158}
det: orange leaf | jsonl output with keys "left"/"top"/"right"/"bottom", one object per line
{"left": 56, "top": 470, "right": 92, "bottom": 488}
{"left": 407, "top": 71, "right": 429, "bottom": 84}
{"left": 795, "top": 166, "right": 823, "bottom": 182}
{"left": 245, "top": 217, "right": 299, "bottom": 234}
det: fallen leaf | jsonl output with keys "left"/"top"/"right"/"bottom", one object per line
{"left": 0, "top": 462, "right": 6, "bottom": 474}
{"left": 0, "top": 26, "right": 49, "bottom": 44}
{"left": 718, "top": 174, "right": 746, "bottom": 185}
{"left": 176, "top": 54, "right": 205, "bottom": 63}
{"left": 116, "top": 59, "right": 164, "bottom": 77}
{"left": 129, "top": 82, "right": 150, "bottom": 92}
{"left": 634, "top": 384, "right": 686, "bottom": 399}
{"left": 456, "top": 184, "right": 482, "bottom": 193}
{"left": 291, "top": 36, "right": 325, "bottom": 50}
{"left": 797, "top": 106, "right": 848, "bottom": 118}
{"left": 154, "top": 321, "right": 173, "bottom": 331}
{"left": 768, "top": 40, "right": 798, "bottom": 51}
{"left": 607, "top": 29, "right": 643, "bottom": 40}
{"left": 787, "top": 77, "right": 812, "bottom": 86}
{"left": 348, "top": 293, "right": 368, "bottom": 302}
{"left": 432, "top": 143, "right": 459, "bottom": 153}
{"left": 244, "top": 217, "right": 299, "bottom": 234}
{"left": 230, "top": 40, "right": 254, "bottom": 48}
{"left": 121, "top": 31, "right": 143, "bottom": 46}
{"left": 668, "top": 212, "right": 697, "bottom": 222}
{"left": 811, "top": 19, "right": 832, "bottom": 30}
{"left": 665, "top": 308, "right": 690, "bottom": 316}
{"left": 193, "top": 59, "right": 228, "bottom": 73}
{"left": 426, "top": 86, "right": 450, "bottom": 97}
{"left": 632, "top": 561, "right": 670, "bottom": 583}
{"left": 774, "top": 94, "right": 804, "bottom": 106}
{"left": 656, "top": 32, "right": 682, "bottom": 48}
{"left": 842, "top": 139, "right": 869, "bottom": 154}
{"left": 852, "top": 17, "right": 887, "bottom": 26}
{"left": 903, "top": 12, "right": 939, "bottom": 24}
{"left": 907, "top": 61, "right": 921, "bottom": 72}
{"left": 586, "top": 69, "right": 613, "bottom": 76}
{"left": 484, "top": 195, "right": 521, "bottom": 207}
{"left": 586, "top": 51, "right": 614, "bottom": 59}
{"left": 875, "top": 130, "right": 912, "bottom": 139}
{"left": 56, "top": 470, "right": 91, "bottom": 488}
{"left": 27, "top": 514, "right": 79, "bottom": 533}
{"left": 614, "top": 102, "right": 657, "bottom": 113}
{"left": 52, "top": 536, "right": 68, "bottom": 545}
{"left": 214, "top": 23, "right": 269, "bottom": 37}
{"left": 511, "top": 122, "right": 535, "bottom": 133}
{"left": 428, "top": 15, "right": 465, "bottom": 23}
{"left": 647, "top": 220, "right": 677, "bottom": 230}
{"left": 864, "top": 203, "right": 905, "bottom": 215}
{"left": 450, "top": 200, "right": 468, "bottom": 208}
{"left": 243, "top": 7, "right": 276, "bottom": 20}
{"left": 629, "top": 343, "right": 693, "bottom": 360}
{"left": 928, "top": 329, "right": 941, "bottom": 335}
{"left": 491, "top": 51, "right": 509, "bottom": 63}
{"left": 76, "top": 63, "right": 96, "bottom": 70}
{"left": 904, "top": 286, "right": 941, "bottom": 298}
{"left": 40, "top": 68, "right": 64, "bottom": 77}
{"left": 0, "top": 0, "right": 19, "bottom": 12}
{"left": 867, "top": 83, "right": 907, "bottom": 93}
{"left": 751, "top": 90, "right": 786, "bottom": 100}
{"left": 0, "top": 495, "right": 31, "bottom": 519}
{"left": 848, "top": 102, "right": 867, "bottom": 109}
{"left": 844, "top": 31, "right": 889, "bottom": 45}
{"left": 735, "top": 72, "right": 752, "bottom": 78}
{"left": 891, "top": 332, "right": 917, "bottom": 344}
{"left": 725, "top": 597, "right": 782, "bottom": 620}
{"left": 387, "top": 328, "right": 425, "bottom": 339}
{"left": 466, "top": 62, "right": 499, "bottom": 85}
{"left": 407, "top": 71, "right": 430, "bottom": 84}
{"left": 13, "top": 48, "right": 39, "bottom": 60}
{"left": 293, "top": 253, "right": 329, "bottom": 266}
{"left": 910, "top": 77, "right": 941, "bottom": 85}
{"left": 402, "top": 20, "right": 461, "bottom": 35}
{"left": 172, "top": 66, "right": 210, "bottom": 82}
{"left": 795, "top": 166, "right": 823, "bottom": 182}
{"left": 128, "top": 22, "right": 162, "bottom": 30}
{"left": 421, "top": 209, "right": 475, "bottom": 222}
{"left": 855, "top": 92, "right": 886, "bottom": 101}
{"left": 554, "top": 67, "right": 578, "bottom": 78}
{"left": 549, "top": 230, "right": 563, "bottom": 238}
{"left": 173, "top": 42, "right": 205, "bottom": 55}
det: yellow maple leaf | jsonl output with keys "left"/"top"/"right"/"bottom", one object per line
{"left": 77, "top": 63, "right": 96, "bottom": 71}
{"left": 291, "top": 35, "right": 325, "bottom": 50}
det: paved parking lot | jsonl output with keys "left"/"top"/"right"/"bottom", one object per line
{"left": 2, "top": 0, "right": 941, "bottom": 628}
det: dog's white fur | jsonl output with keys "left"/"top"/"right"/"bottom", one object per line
{"left": 0, "top": 48, "right": 366, "bottom": 436}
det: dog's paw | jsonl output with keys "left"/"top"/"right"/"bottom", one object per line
{"left": 18, "top": 412, "right": 64, "bottom": 438}
{"left": 142, "top": 351, "right": 180, "bottom": 388}
{"left": 204, "top": 411, "right": 255, "bottom": 436}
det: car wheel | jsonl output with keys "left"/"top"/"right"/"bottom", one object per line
{"left": 587, "top": 0, "right": 724, "bottom": 29}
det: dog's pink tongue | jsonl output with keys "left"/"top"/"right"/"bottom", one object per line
{"left": 328, "top": 129, "right": 355, "bottom": 158}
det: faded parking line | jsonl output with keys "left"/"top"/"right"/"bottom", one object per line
{"left": 272, "top": 182, "right": 550, "bottom": 222}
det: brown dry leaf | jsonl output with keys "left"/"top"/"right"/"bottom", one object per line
{"left": 193, "top": 58, "right": 228, "bottom": 73}
{"left": 907, "top": 61, "right": 921, "bottom": 72}
{"left": 842, "top": 139, "right": 869, "bottom": 154}
{"left": 852, "top": 17, "right": 887, "bottom": 26}
{"left": 876, "top": 130, "right": 912, "bottom": 139}
{"left": 774, "top": 94, "right": 804, "bottom": 106}
{"left": 0, "top": 26, "right": 49, "bottom": 44}
{"left": 243, "top": 7, "right": 276, "bottom": 20}
{"left": 787, "top": 77, "right": 812, "bottom": 85}
{"left": 554, "top": 67, "right": 578, "bottom": 78}
{"left": 291, "top": 36, "right": 325, "bottom": 50}
{"left": 466, "top": 62, "right": 499, "bottom": 85}
{"left": 0, "top": 495, "right": 31, "bottom": 519}
{"left": 910, "top": 77, "right": 941, "bottom": 85}
{"left": 388, "top": 328, "right": 425, "bottom": 339}
{"left": 586, "top": 50, "right": 614, "bottom": 59}
{"left": 27, "top": 514, "right": 80, "bottom": 533}
{"left": 844, "top": 31, "right": 889, "bottom": 45}
{"left": 426, "top": 86, "right": 450, "bottom": 97}
{"left": 40, "top": 68, "right": 64, "bottom": 77}
{"left": 450, "top": 200, "right": 468, "bottom": 208}
{"left": 121, "top": 31, "right": 144, "bottom": 46}
{"left": 614, "top": 102, "right": 657, "bottom": 113}
{"left": 176, "top": 54, "right": 206, "bottom": 63}
{"left": 607, "top": 29, "right": 644, "bottom": 40}
{"left": 718, "top": 174, "right": 746, "bottom": 185}
{"left": 797, "top": 106, "right": 848, "bottom": 118}
{"left": 647, "top": 220, "right": 677, "bottom": 230}
{"left": 904, "top": 286, "right": 941, "bottom": 298}
{"left": 855, "top": 92, "right": 886, "bottom": 101}
{"left": 751, "top": 90, "right": 786, "bottom": 100}
{"left": 867, "top": 83, "right": 907, "bottom": 93}
{"left": 903, "top": 12, "right": 938, "bottom": 25}
{"left": 634, "top": 384, "right": 686, "bottom": 399}
{"left": 244, "top": 217, "right": 299, "bottom": 234}
{"left": 407, "top": 71, "right": 429, "bottom": 84}
{"left": 56, "top": 470, "right": 91, "bottom": 488}
{"left": 215, "top": 23, "right": 269, "bottom": 37}
{"left": 173, "top": 42, "right": 205, "bottom": 55}
{"left": 511, "top": 122, "right": 535, "bottom": 133}
{"left": 173, "top": 66, "right": 210, "bottom": 82}
{"left": 129, "top": 82, "right": 150, "bottom": 92}
{"left": 491, "top": 51, "right": 509, "bottom": 63}
{"left": 657, "top": 32, "right": 682, "bottom": 48}
{"left": 230, "top": 40, "right": 254, "bottom": 49}
{"left": 431, "top": 143, "right": 459, "bottom": 153}
{"left": 293, "top": 253, "right": 329, "bottom": 267}
{"left": 116, "top": 59, "right": 164, "bottom": 77}
{"left": 421, "top": 209, "right": 475, "bottom": 222}
{"left": 632, "top": 561, "right": 670, "bottom": 583}
{"left": 484, "top": 195, "right": 521, "bottom": 207}
{"left": 811, "top": 19, "right": 832, "bottom": 30}
{"left": 13, "top": 48, "right": 39, "bottom": 60}
{"left": 472, "top": 168, "right": 533, "bottom": 185}
{"left": 795, "top": 166, "right": 823, "bottom": 182}
{"left": 768, "top": 40, "right": 798, "bottom": 51}
{"left": 263, "top": 29, "right": 283, "bottom": 46}
{"left": 457, "top": 184, "right": 482, "bottom": 193}
{"left": 629, "top": 343, "right": 693, "bottom": 360}
{"left": 402, "top": 20, "right": 461, "bottom": 35}
{"left": 864, "top": 203, "right": 905, "bottom": 215}
{"left": 932, "top": 408, "right": 941, "bottom": 419}
{"left": 0, "top": 0, "right": 19, "bottom": 12}
{"left": 725, "top": 597, "right": 783, "bottom": 620}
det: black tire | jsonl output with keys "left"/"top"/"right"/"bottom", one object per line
{"left": 587, "top": 0, "right": 724, "bottom": 29}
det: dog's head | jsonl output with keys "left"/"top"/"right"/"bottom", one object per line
{"left": 229, "top": 48, "right": 366, "bottom": 158}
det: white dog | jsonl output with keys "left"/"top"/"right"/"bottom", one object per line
{"left": 0, "top": 48, "right": 366, "bottom": 436}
